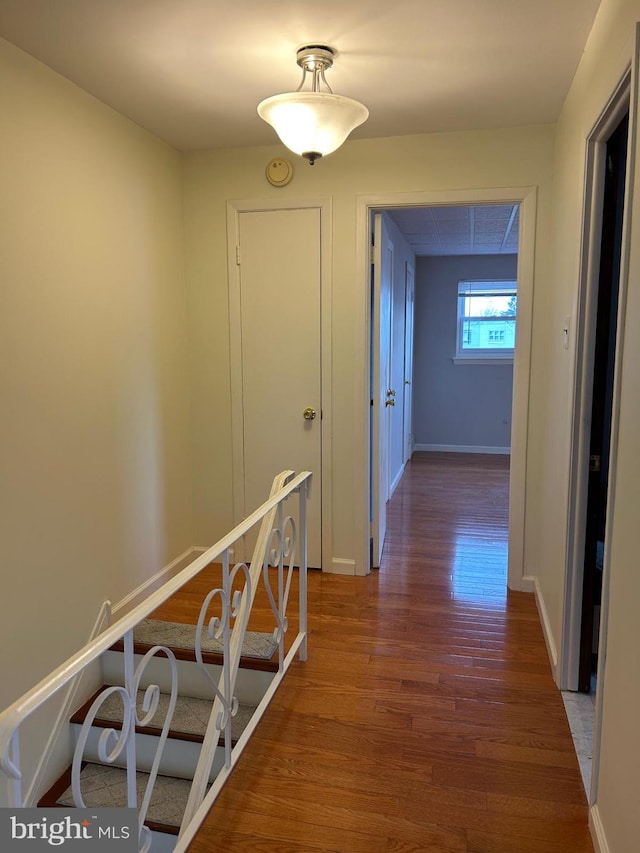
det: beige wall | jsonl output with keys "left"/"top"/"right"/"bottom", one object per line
{"left": 529, "top": 0, "right": 638, "bottom": 673}
{"left": 0, "top": 38, "right": 193, "bottom": 712}
{"left": 182, "top": 126, "right": 554, "bottom": 571}
{"left": 543, "top": 1, "right": 640, "bottom": 848}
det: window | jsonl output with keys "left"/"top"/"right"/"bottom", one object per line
{"left": 455, "top": 279, "right": 517, "bottom": 362}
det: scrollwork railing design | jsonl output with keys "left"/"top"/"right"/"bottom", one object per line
{"left": 263, "top": 510, "right": 297, "bottom": 661}
{"left": 0, "top": 469, "right": 311, "bottom": 853}
{"left": 70, "top": 637, "right": 179, "bottom": 853}
{"left": 193, "top": 560, "right": 252, "bottom": 769}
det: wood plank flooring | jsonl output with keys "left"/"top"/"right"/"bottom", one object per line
{"left": 185, "top": 452, "right": 592, "bottom": 852}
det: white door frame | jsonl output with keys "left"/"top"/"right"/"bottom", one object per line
{"left": 354, "top": 186, "right": 538, "bottom": 586}
{"left": 560, "top": 71, "right": 631, "bottom": 697}
{"left": 371, "top": 213, "right": 394, "bottom": 566}
{"left": 403, "top": 261, "right": 415, "bottom": 466}
{"left": 226, "top": 196, "right": 333, "bottom": 571}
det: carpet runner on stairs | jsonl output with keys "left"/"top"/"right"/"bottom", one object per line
{"left": 39, "top": 618, "right": 277, "bottom": 841}
{"left": 70, "top": 688, "right": 257, "bottom": 742}
{"left": 55, "top": 765, "right": 194, "bottom": 835}
{"left": 133, "top": 619, "right": 278, "bottom": 660}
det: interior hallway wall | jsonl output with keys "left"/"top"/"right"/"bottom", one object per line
{"left": 182, "top": 125, "right": 554, "bottom": 574}
{"left": 539, "top": 1, "right": 640, "bottom": 848}
{"left": 0, "top": 38, "right": 193, "bottom": 716}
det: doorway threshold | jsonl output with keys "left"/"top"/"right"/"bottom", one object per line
{"left": 561, "top": 689, "right": 595, "bottom": 797}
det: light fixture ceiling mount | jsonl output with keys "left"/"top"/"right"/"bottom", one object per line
{"left": 295, "top": 44, "right": 336, "bottom": 76}
{"left": 258, "top": 44, "right": 369, "bottom": 165}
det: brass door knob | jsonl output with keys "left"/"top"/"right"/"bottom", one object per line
{"left": 303, "top": 407, "right": 317, "bottom": 420}
{"left": 385, "top": 399, "right": 395, "bottom": 407}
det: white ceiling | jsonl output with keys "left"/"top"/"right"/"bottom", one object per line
{"left": 387, "top": 204, "right": 519, "bottom": 256}
{"left": 0, "top": 0, "right": 601, "bottom": 152}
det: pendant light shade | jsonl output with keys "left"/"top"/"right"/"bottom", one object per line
{"left": 257, "top": 45, "right": 369, "bottom": 165}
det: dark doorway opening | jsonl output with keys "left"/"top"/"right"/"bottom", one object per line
{"left": 578, "top": 111, "right": 628, "bottom": 693}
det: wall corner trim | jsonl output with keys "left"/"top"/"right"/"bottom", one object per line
{"left": 527, "top": 574, "right": 559, "bottom": 676}
{"left": 520, "top": 575, "right": 536, "bottom": 593}
{"left": 589, "top": 803, "right": 610, "bottom": 853}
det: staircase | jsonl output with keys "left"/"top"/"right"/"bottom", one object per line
{"left": 0, "top": 469, "right": 311, "bottom": 853}
{"left": 38, "top": 619, "right": 279, "bottom": 851}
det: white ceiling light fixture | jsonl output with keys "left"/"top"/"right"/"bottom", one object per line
{"left": 257, "top": 45, "right": 369, "bottom": 165}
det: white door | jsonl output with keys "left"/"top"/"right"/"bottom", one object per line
{"left": 403, "top": 263, "right": 415, "bottom": 464}
{"left": 234, "top": 207, "right": 322, "bottom": 567}
{"left": 372, "top": 213, "right": 393, "bottom": 567}
{"left": 388, "top": 241, "right": 405, "bottom": 496}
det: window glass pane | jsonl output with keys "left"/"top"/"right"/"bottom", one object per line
{"left": 460, "top": 317, "right": 516, "bottom": 350}
{"left": 458, "top": 279, "right": 516, "bottom": 296}
{"left": 462, "top": 294, "right": 517, "bottom": 317}
{"left": 456, "top": 280, "right": 517, "bottom": 356}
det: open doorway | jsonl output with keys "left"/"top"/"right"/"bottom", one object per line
{"left": 563, "top": 78, "right": 630, "bottom": 692}
{"left": 561, "top": 73, "right": 630, "bottom": 798}
{"left": 355, "top": 186, "right": 538, "bottom": 587}
{"left": 578, "top": 110, "right": 628, "bottom": 694}
{"left": 370, "top": 204, "right": 520, "bottom": 574}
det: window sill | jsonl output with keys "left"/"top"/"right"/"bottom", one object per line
{"left": 452, "top": 356, "right": 514, "bottom": 366}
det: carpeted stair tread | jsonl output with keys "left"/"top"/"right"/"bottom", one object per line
{"left": 73, "top": 688, "right": 256, "bottom": 742}
{"left": 132, "top": 618, "right": 277, "bottom": 660}
{"left": 55, "top": 763, "right": 193, "bottom": 833}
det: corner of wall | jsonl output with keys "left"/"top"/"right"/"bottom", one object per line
{"left": 589, "top": 803, "right": 610, "bottom": 853}
{"left": 525, "top": 574, "right": 559, "bottom": 678}
{"left": 330, "top": 558, "right": 357, "bottom": 575}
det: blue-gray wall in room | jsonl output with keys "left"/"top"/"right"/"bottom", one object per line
{"left": 413, "top": 254, "right": 518, "bottom": 451}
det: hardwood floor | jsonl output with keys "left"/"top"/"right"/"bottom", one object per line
{"left": 186, "top": 452, "right": 593, "bottom": 852}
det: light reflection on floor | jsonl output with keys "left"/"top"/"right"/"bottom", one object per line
{"left": 452, "top": 528, "right": 508, "bottom": 606}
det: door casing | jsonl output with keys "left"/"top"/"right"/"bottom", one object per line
{"left": 371, "top": 213, "right": 394, "bottom": 566}
{"left": 562, "top": 71, "right": 630, "bottom": 697}
{"left": 561, "top": 67, "right": 634, "bottom": 810}
{"left": 403, "top": 262, "right": 416, "bottom": 466}
{"left": 355, "top": 186, "right": 538, "bottom": 586}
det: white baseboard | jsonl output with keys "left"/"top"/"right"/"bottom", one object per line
{"left": 530, "top": 575, "right": 558, "bottom": 676}
{"left": 191, "top": 546, "right": 211, "bottom": 556}
{"left": 330, "top": 558, "right": 356, "bottom": 575}
{"left": 389, "top": 464, "right": 405, "bottom": 498}
{"left": 413, "top": 444, "right": 511, "bottom": 455}
{"left": 589, "top": 804, "right": 609, "bottom": 853}
{"left": 111, "top": 546, "right": 207, "bottom": 619}
{"left": 520, "top": 574, "right": 536, "bottom": 593}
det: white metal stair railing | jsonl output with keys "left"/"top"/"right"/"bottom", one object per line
{"left": 0, "top": 469, "right": 311, "bottom": 853}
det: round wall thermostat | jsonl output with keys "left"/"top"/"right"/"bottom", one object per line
{"left": 266, "top": 158, "right": 293, "bottom": 187}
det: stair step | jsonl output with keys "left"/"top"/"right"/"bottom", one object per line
{"left": 38, "top": 618, "right": 277, "bottom": 843}
{"left": 41, "top": 762, "right": 194, "bottom": 835}
{"left": 71, "top": 687, "right": 256, "bottom": 743}
{"left": 102, "top": 648, "right": 276, "bottom": 704}
{"left": 110, "top": 619, "right": 278, "bottom": 673}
